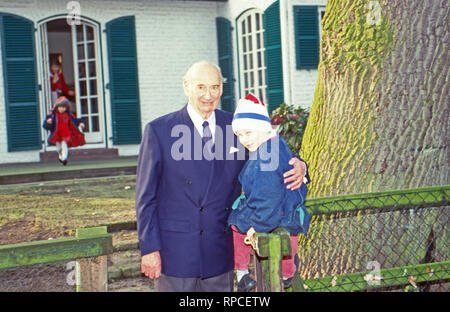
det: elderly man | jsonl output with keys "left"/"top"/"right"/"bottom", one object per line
{"left": 135, "top": 61, "right": 309, "bottom": 292}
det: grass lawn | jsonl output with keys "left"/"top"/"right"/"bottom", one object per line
{"left": 0, "top": 176, "right": 137, "bottom": 245}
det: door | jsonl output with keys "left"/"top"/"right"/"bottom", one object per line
{"left": 38, "top": 18, "right": 105, "bottom": 146}
{"left": 72, "top": 21, "right": 104, "bottom": 143}
{"left": 38, "top": 22, "right": 52, "bottom": 149}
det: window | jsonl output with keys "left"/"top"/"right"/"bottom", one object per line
{"left": 237, "top": 10, "right": 267, "bottom": 103}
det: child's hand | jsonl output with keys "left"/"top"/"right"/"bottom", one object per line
{"left": 246, "top": 227, "right": 256, "bottom": 238}
{"left": 46, "top": 118, "right": 52, "bottom": 124}
{"left": 244, "top": 227, "right": 257, "bottom": 248}
{"left": 79, "top": 123, "right": 85, "bottom": 129}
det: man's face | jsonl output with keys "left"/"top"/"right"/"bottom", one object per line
{"left": 183, "top": 65, "right": 223, "bottom": 118}
{"left": 235, "top": 129, "right": 268, "bottom": 152}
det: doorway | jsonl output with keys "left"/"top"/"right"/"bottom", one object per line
{"left": 38, "top": 18, "right": 105, "bottom": 146}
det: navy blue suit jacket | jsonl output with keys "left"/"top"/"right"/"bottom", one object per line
{"left": 135, "top": 106, "right": 246, "bottom": 278}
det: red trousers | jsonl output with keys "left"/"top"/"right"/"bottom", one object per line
{"left": 231, "top": 225, "right": 298, "bottom": 278}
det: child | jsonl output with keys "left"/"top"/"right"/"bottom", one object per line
{"left": 228, "top": 93, "right": 310, "bottom": 292}
{"left": 43, "top": 96, "right": 85, "bottom": 165}
{"left": 50, "top": 60, "right": 75, "bottom": 106}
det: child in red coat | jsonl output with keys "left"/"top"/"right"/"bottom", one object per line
{"left": 43, "top": 96, "right": 85, "bottom": 165}
{"left": 50, "top": 61, "right": 75, "bottom": 106}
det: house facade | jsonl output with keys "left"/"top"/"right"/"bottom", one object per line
{"left": 0, "top": 0, "right": 326, "bottom": 164}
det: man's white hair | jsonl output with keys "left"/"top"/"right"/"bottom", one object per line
{"left": 183, "top": 61, "right": 224, "bottom": 84}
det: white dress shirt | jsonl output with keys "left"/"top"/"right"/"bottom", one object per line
{"left": 187, "top": 102, "right": 216, "bottom": 143}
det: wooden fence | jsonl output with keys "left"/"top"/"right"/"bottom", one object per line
{"left": 0, "top": 226, "right": 113, "bottom": 291}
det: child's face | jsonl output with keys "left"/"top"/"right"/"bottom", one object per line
{"left": 235, "top": 129, "right": 269, "bottom": 152}
{"left": 57, "top": 106, "right": 66, "bottom": 113}
{"left": 51, "top": 64, "right": 60, "bottom": 74}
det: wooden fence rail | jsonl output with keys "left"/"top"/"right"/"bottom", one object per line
{"left": 0, "top": 226, "right": 113, "bottom": 292}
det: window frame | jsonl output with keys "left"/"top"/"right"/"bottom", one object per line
{"left": 236, "top": 9, "right": 267, "bottom": 103}
{"left": 318, "top": 6, "right": 326, "bottom": 38}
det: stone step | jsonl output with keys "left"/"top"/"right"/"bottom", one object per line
{"left": 107, "top": 229, "right": 147, "bottom": 284}
{"left": 108, "top": 243, "right": 142, "bottom": 282}
{"left": 109, "top": 249, "right": 141, "bottom": 265}
{"left": 108, "top": 276, "right": 154, "bottom": 292}
{"left": 108, "top": 262, "right": 142, "bottom": 281}
{"left": 113, "top": 240, "right": 139, "bottom": 252}
{"left": 40, "top": 148, "right": 119, "bottom": 163}
{"left": 111, "top": 229, "right": 139, "bottom": 252}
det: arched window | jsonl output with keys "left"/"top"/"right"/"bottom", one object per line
{"left": 237, "top": 9, "right": 267, "bottom": 103}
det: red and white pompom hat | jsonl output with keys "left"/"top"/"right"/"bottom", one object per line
{"left": 232, "top": 93, "right": 272, "bottom": 134}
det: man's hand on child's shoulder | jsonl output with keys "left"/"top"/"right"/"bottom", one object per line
{"left": 284, "top": 158, "right": 306, "bottom": 190}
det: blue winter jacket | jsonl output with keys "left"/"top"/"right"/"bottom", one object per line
{"left": 228, "top": 136, "right": 310, "bottom": 236}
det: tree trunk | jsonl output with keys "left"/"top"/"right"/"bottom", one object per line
{"left": 301, "top": 0, "right": 449, "bottom": 198}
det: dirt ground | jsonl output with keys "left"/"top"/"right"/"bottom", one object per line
{"left": 0, "top": 219, "right": 68, "bottom": 246}
{"left": 0, "top": 260, "right": 75, "bottom": 292}
{"left": 0, "top": 176, "right": 156, "bottom": 292}
{"left": 0, "top": 176, "right": 136, "bottom": 245}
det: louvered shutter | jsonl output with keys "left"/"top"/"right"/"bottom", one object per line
{"left": 294, "top": 6, "right": 320, "bottom": 69}
{"left": 106, "top": 16, "right": 142, "bottom": 145}
{"left": 264, "top": 0, "right": 284, "bottom": 113}
{"left": 0, "top": 14, "right": 41, "bottom": 151}
{"left": 216, "top": 17, "right": 235, "bottom": 113}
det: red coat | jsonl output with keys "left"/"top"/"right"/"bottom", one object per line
{"left": 43, "top": 110, "right": 85, "bottom": 148}
{"left": 51, "top": 72, "right": 70, "bottom": 96}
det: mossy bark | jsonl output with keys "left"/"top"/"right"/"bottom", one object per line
{"left": 298, "top": 1, "right": 449, "bottom": 282}
{"left": 301, "top": 0, "right": 449, "bottom": 197}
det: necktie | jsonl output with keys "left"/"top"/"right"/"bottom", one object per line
{"left": 202, "top": 121, "right": 214, "bottom": 159}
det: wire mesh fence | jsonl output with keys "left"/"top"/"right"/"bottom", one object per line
{"left": 298, "top": 185, "right": 449, "bottom": 292}
{"left": 0, "top": 260, "right": 76, "bottom": 292}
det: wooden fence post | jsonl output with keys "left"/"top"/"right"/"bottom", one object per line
{"left": 268, "top": 234, "right": 282, "bottom": 292}
{"left": 75, "top": 226, "right": 109, "bottom": 292}
{"left": 254, "top": 228, "right": 299, "bottom": 291}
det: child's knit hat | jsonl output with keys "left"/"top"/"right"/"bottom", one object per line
{"left": 232, "top": 93, "right": 272, "bottom": 133}
{"left": 53, "top": 96, "right": 71, "bottom": 111}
